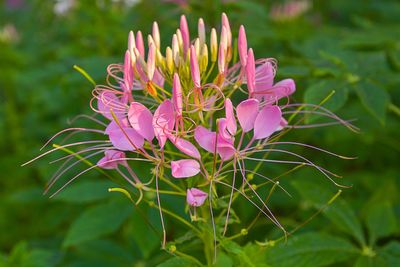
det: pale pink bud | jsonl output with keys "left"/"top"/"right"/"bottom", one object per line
{"left": 210, "top": 28, "right": 218, "bottom": 62}
{"left": 187, "top": 188, "right": 208, "bottom": 207}
{"left": 246, "top": 48, "right": 255, "bottom": 97}
{"left": 198, "top": 18, "right": 206, "bottom": 46}
{"left": 135, "top": 31, "right": 145, "bottom": 56}
{"left": 172, "top": 73, "right": 183, "bottom": 117}
{"left": 176, "top": 29, "right": 183, "bottom": 50}
{"left": 190, "top": 45, "right": 201, "bottom": 88}
{"left": 220, "top": 26, "right": 228, "bottom": 53}
{"left": 152, "top": 21, "right": 160, "bottom": 49}
{"left": 180, "top": 15, "right": 190, "bottom": 54}
{"left": 172, "top": 34, "right": 180, "bottom": 67}
{"left": 147, "top": 43, "right": 156, "bottom": 80}
{"left": 128, "top": 30, "right": 135, "bottom": 54}
{"left": 218, "top": 44, "right": 225, "bottom": 74}
{"left": 238, "top": 25, "right": 248, "bottom": 67}
{"left": 221, "top": 13, "right": 232, "bottom": 49}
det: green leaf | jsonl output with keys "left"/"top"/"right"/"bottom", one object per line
{"left": 54, "top": 180, "right": 114, "bottom": 203}
{"left": 380, "top": 241, "right": 400, "bottom": 266}
{"left": 220, "top": 240, "right": 267, "bottom": 267}
{"left": 265, "top": 232, "right": 357, "bottom": 267}
{"left": 366, "top": 201, "right": 398, "bottom": 244}
{"left": 355, "top": 80, "right": 390, "bottom": 124}
{"left": 214, "top": 252, "right": 233, "bottom": 267}
{"left": 63, "top": 199, "right": 132, "bottom": 247}
{"left": 304, "top": 80, "right": 348, "bottom": 116}
{"left": 292, "top": 181, "right": 365, "bottom": 246}
{"left": 156, "top": 257, "right": 195, "bottom": 267}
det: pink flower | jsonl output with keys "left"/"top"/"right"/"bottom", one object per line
{"left": 171, "top": 159, "right": 200, "bottom": 178}
{"left": 186, "top": 188, "right": 208, "bottom": 207}
{"left": 97, "top": 150, "right": 127, "bottom": 169}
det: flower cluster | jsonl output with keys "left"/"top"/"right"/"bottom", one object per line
{"left": 28, "top": 13, "right": 355, "bottom": 251}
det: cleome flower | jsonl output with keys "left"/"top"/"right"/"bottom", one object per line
{"left": 25, "top": 13, "right": 357, "bottom": 258}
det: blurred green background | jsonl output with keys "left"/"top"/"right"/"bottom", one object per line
{"left": 1, "top": 0, "right": 399, "bottom": 266}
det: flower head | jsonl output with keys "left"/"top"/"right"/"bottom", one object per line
{"left": 28, "top": 12, "right": 356, "bottom": 257}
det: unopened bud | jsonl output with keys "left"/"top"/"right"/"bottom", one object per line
{"left": 221, "top": 13, "right": 232, "bottom": 50}
{"left": 176, "top": 29, "right": 183, "bottom": 51}
{"left": 166, "top": 46, "right": 174, "bottom": 74}
{"left": 218, "top": 44, "right": 225, "bottom": 74}
{"left": 135, "top": 31, "right": 145, "bottom": 56}
{"left": 210, "top": 28, "right": 218, "bottom": 62}
{"left": 172, "top": 34, "right": 180, "bottom": 67}
{"left": 194, "top": 38, "right": 200, "bottom": 59}
{"left": 152, "top": 21, "right": 160, "bottom": 49}
{"left": 200, "top": 43, "right": 208, "bottom": 73}
{"left": 128, "top": 31, "right": 135, "bottom": 54}
{"left": 198, "top": 18, "right": 206, "bottom": 46}
{"left": 220, "top": 26, "right": 228, "bottom": 53}
{"left": 147, "top": 43, "right": 156, "bottom": 80}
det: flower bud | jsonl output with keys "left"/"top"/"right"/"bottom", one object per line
{"left": 221, "top": 13, "right": 232, "bottom": 50}
{"left": 246, "top": 48, "right": 255, "bottom": 97}
{"left": 147, "top": 43, "right": 156, "bottom": 80}
{"left": 190, "top": 45, "right": 201, "bottom": 88}
{"left": 172, "top": 34, "right": 180, "bottom": 67}
{"left": 198, "top": 18, "right": 206, "bottom": 46}
{"left": 194, "top": 38, "right": 200, "bottom": 59}
{"left": 166, "top": 46, "right": 174, "bottom": 74}
{"left": 187, "top": 188, "right": 208, "bottom": 207}
{"left": 200, "top": 43, "right": 208, "bottom": 73}
{"left": 218, "top": 44, "right": 225, "bottom": 74}
{"left": 135, "top": 30, "right": 145, "bottom": 56}
{"left": 210, "top": 28, "right": 218, "bottom": 62}
{"left": 238, "top": 25, "right": 248, "bottom": 67}
{"left": 220, "top": 26, "right": 228, "bottom": 53}
{"left": 152, "top": 21, "right": 160, "bottom": 49}
{"left": 176, "top": 29, "right": 183, "bottom": 51}
{"left": 128, "top": 30, "right": 135, "bottom": 54}
{"left": 172, "top": 73, "right": 183, "bottom": 117}
{"left": 180, "top": 15, "right": 190, "bottom": 54}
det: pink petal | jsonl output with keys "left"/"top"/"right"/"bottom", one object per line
{"left": 97, "top": 150, "right": 127, "bottom": 169}
{"left": 187, "top": 188, "right": 208, "bottom": 207}
{"left": 190, "top": 45, "right": 201, "bottom": 88}
{"left": 238, "top": 25, "right": 247, "bottom": 67}
{"left": 271, "top": 78, "right": 296, "bottom": 100}
{"left": 225, "top": 98, "right": 237, "bottom": 135}
{"left": 128, "top": 102, "right": 154, "bottom": 141}
{"left": 108, "top": 127, "right": 144, "bottom": 151}
{"left": 236, "top": 98, "right": 259, "bottom": 132}
{"left": 172, "top": 73, "right": 183, "bottom": 117}
{"left": 105, "top": 118, "right": 133, "bottom": 134}
{"left": 217, "top": 118, "right": 233, "bottom": 141}
{"left": 194, "top": 126, "right": 217, "bottom": 153}
{"left": 171, "top": 159, "right": 200, "bottom": 178}
{"left": 153, "top": 69, "right": 165, "bottom": 88}
{"left": 254, "top": 61, "right": 274, "bottom": 99}
{"left": 97, "top": 91, "right": 126, "bottom": 120}
{"left": 253, "top": 105, "right": 282, "bottom": 140}
{"left": 217, "top": 135, "right": 236, "bottom": 161}
{"left": 169, "top": 136, "right": 201, "bottom": 159}
{"left": 153, "top": 100, "right": 175, "bottom": 148}
{"left": 246, "top": 48, "right": 256, "bottom": 97}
